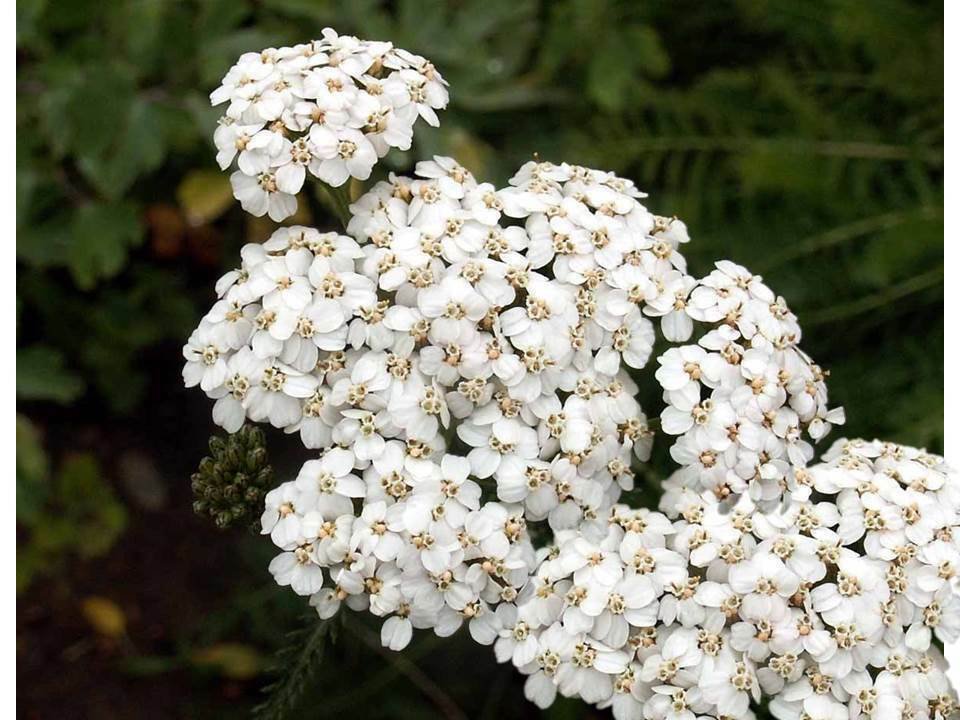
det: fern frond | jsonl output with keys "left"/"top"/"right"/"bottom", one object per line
{"left": 758, "top": 206, "right": 941, "bottom": 271}
{"left": 804, "top": 265, "right": 943, "bottom": 327}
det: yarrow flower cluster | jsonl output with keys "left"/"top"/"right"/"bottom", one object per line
{"left": 656, "top": 261, "right": 846, "bottom": 508}
{"left": 185, "top": 31, "right": 958, "bottom": 720}
{"left": 211, "top": 27, "right": 448, "bottom": 221}
{"left": 473, "top": 439, "right": 959, "bottom": 720}
{"left": 184, "top": 157, "right": 684, "bottom": 644}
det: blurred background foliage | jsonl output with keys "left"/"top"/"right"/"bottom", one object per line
{"left": 16, "top": 0, "right": 942, "bottom": 717}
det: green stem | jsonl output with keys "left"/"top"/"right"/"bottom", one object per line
{"left": 343, "top": 622, "right": 468, "bottom": 720}
{"left": 316, "top": 182, "right": 354, "bottom": 230}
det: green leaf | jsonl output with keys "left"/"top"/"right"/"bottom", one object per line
{"left": 257, "top": 0, "right": 335, "bottom": 21}
{"left": 76, "top": 98, "right": 167, "bottom": 199}
{"left": 120, "top": 655, "right": 183, "bottom": 677}
{"left": 854, "top": 214, "right": 943, "bottom": 286}
{"left": 52, "top": 64, "right": 137, "bottom": 161}
{"left": 196, "top": 0, "right": 252, "bottom": 38}
{"left": 68, "top": 201, "right": 143, "bottom": 289}
{"left": 55, "top": 453, "right": 127, "bottom": 559}
{"left": 16, "top": 345, "right": 85, "bottom": 403}
{"left": 114, "top": 0, "right": 167, "bottom": 77}
{"left": 16, "top": 0, "right": 47, "bottom": 48}
{"left": 586, "top": 25, "right": 667, "bottom": 113}
{"left": 16, "top": 139, "right": 40, "bottom": 230}
{"left": 543, "top": 697, "right": 586, "bottom": 720}
{"left": 33, "top": 0, "right": 103, "bottom": 35}
{"left": 17, "top": 446, "right": 127, "bottom": 592}
{"left": 16, "top": 414, "right": 49, "bottom": 524}
{"left": 18, "top": 265, "right": 194, "bottom": 414}
{"left": 586, "top": 35, "right": 634, "bottom": 113}
{"left": 16, "top": 545, "right": 45, "bottom": 593}
{"left": 17, "top": 216, "right": 72, "bottom": 269}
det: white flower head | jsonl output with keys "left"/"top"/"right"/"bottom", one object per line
{"left": 189, "top": 38, "right": 959, "bottom": 719}
{"left": 212, "top": 31, "right": 449, "bottom": 220}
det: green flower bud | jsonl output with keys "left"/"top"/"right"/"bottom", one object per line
{"left": 191, "top": 424, "right": 275, "bottom": 530}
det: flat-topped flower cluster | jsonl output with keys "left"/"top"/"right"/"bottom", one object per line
{"left": 211, "top": 27, "right": 448, "bottom": 221}
{"left": 184, "top": 158, "right": 684, "bottom": 649}
{"left": 476, "top": 439, "right": 959, "bottom": 720}
{"left": 658, "top": 260, "right": 846, "bottom": 507}
{"left": 185, "top": 30, "right": 958, "bottom": 720}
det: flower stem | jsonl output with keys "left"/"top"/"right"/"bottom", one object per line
{"left": 316, "top": 182, "right": 354, "bottom": 230}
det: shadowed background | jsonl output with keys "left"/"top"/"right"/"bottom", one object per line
{"left": 16, "top": 0, "right": 943, "bottom": 717}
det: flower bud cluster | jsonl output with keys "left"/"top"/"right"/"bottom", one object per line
{"left": 191, "top": 425, "right": 274, "bottom": 529}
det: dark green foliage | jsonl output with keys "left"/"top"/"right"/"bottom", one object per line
{"left": 16, "top": 414, "right": 128, "bottom": 591}
{"left": 192, "top": 425, "right": 275, "bottom": 529}
{"left": 16, "top": 344, "right": 85, "bottom": 404}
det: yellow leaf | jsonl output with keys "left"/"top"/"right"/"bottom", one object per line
{"left": 176, "top": 170, "right": 234, "bottom": 226}
{"left": 81, "top": 596, "right": 126, "bottom": 638}
{"left": 191, "top": 643, "right": 263, "bottom": 680}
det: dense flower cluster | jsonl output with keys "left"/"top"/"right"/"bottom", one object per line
{"left": 187, "top": 31, "right": 958, "bottom": 720}
{"left": 657, "top": 262, "right": 846, "bottom": 507}
{"left": 472, "top": 439, "right": 959, "bottom": 719}
{"left": 211, "top": 27, "right": 448, "bottom": 221}
{"left": 184, "top": 157, "right": 693, "bottom": 645}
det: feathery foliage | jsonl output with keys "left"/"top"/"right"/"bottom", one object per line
{"left": 253, "top": 616, "right": 340, "bottom": 720}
